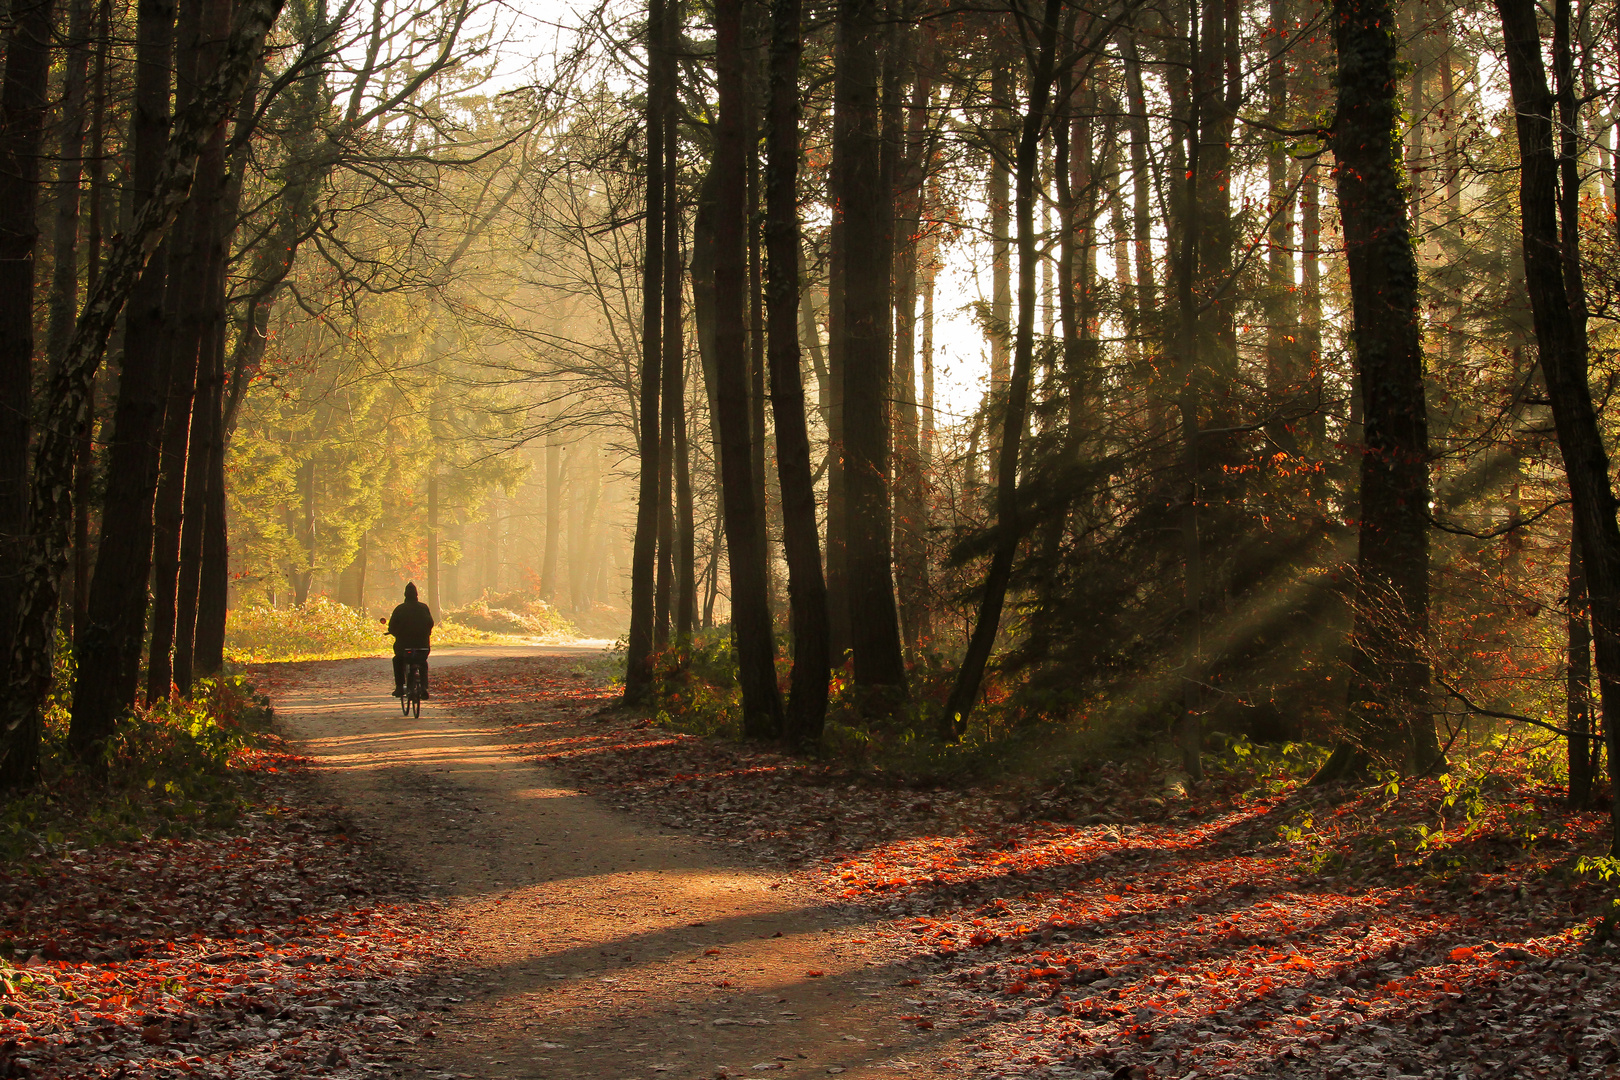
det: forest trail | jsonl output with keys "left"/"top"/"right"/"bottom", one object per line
{"left": 264, "top": 648, "right": 952, "bottom": 1080}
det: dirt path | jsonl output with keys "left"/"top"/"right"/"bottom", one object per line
{"left": 266, "top": 648, "right": 958, "bottom": 1080}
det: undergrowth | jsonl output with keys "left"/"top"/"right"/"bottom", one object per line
{"left": 445, "top": 591, "right": 579, "bottom": 640}
{"left": 0, "top": 638, "right": 278, "bottom": 861}
{"left": 225, "top": 597, "right": 523, "bottom": 662}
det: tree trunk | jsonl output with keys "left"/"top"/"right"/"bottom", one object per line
{"left": 835, "top": 0, "right": 906, "bottom": 698}
{"left": 1263, "top": 0, "right": 1298, "bottom": 453}
{"left": 1121, "top": 27, "right": 1157, "bottom": 324}
{"left": 1496, "top": 0, "right": 1620, "bottom": 849}
{"left": 426, "top": 471, "right": 438, "bottom": 613}
{"left": 892, "top": 39, "right": 932, "bottom": 654}
{"left": 939, "top": 0, "right": 1063, "bottom": 735}
{"left": 624, "top": 0, "right": 666, "bottom": 702}
{"left": 541, "top": 423, "right": 563, "bottom": 603}
{"left": 987, "top": 61, "right": 1012, "bottom": 477}
{"left": 46, "top": 0, "right": 95, "bottom": 370}
{"left": 766, "top": 0, "right": 830, "bottom": 744}
{"left": 1569, "top": 526, "right": 1597, "bottom": 808}
{"left": 73, "top": 0, "right": 111, "bottom": 644}
{"left": 66, "top": 0, "right": 178, "bottom": 758}
{"left": 147, "top": 0, "right": 215, "bottom": 701}
{"left": 1314, "top": 0, "right": 1437, "bottom": 780}
{"left": 1301, "top": 159, "right": 1326, "bottom": 461}
{"left": 657, "top": 56, "right": 684, "bottom": 651}
{"left": 0, "top": 0, "right": 59, "bottom": 734}
{"left": 823, "top": 211, "right": 852, "bottom": 662}
{"left": 1173, "top": 4, "right": 1206, "bottom": 782}
{"left": 175, "top": 199, "right": 228, "bottom": 691}
{"left": 716, "top": 0, "right": 785, "bottom": 737}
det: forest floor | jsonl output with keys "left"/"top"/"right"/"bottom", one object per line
{"left": 5, "top": 647, "right": 1620, "bottom": 1079}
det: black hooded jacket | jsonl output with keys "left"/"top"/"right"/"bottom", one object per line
{"left": 387, "top": 597, "right": 435, "bottom": 649}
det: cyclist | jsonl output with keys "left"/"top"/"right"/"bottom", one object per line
{"left": 387, "top": 582, "right": 435, "bottom": 699}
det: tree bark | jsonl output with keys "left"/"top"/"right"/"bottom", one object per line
{"left": 541, "top": 419, "right": 563, "bottom": 604}
{"left": 66, "top": 0, "right": 179, "bottom": 758}
{"left": 624, "top": 0, "right": 666, "bottom": 702}
{"left": 716, "top": 0, "right": 786, "bottom": 737}
{"left": 0, "top": 0, "right": 58, "bottom": 731}
{"left": 823, "top": 211, "right": 852, "bottom": 662}
{"left": 835, "top": 0, "right": 906, "bottom": 698}
{"left": 73, "top": 0, "right": 113, "bottom": 642}
{"left": 426, "top": 472, "right": 439, "bottom": 612}
{"left": 939, "top": 0, "right": 1062, "bottom": 735}
{"left": 1568, "top": 524, "right": 1597, "bottom": 808}
{"left": 657, "top": 38, "right": 684, "bottom": 651}
{"left": 1314, "top": 0, "right": 1437, "bottom": 780}
{"left": 892, "top": 37, "right": 933, "bottom": 655}
{"left": 766, "top": 0, "right": 830, "bottom": 744}
{"left": 147, "top": 0, "right": 213, "bottom": 700}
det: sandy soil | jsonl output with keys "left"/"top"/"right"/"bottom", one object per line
{"left": 266, "top": 647, "right": 957, "bottom": 1080}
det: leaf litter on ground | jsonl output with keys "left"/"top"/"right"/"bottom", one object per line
{"left": 438, "top": 656, "right": 1620, "bottom": 1079}
{"left": 0, "top": 732, "right": 458, "bottom": 1079}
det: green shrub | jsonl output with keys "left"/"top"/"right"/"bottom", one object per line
{"left": 226, "top": 598, "right": 390, "bottom": 662}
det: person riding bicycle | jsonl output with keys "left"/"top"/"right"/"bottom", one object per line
{"left": 387, "top": 582, "right": 435, "bottom": 699}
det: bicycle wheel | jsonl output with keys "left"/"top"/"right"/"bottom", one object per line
{"left": 412, "top": 684, "right": 421, "bottom": 718}
{"left": 401, "top": 667, "right": 412, "bottom": 715}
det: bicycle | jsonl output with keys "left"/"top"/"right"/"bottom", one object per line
{"left": 399, "top": 648, "right": 428, "bottom": 717}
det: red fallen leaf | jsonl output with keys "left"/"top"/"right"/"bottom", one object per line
{"left": 806, "top": 970, "right": 825, "bottom": 978}
{"left": 1449, "top": 946, "right": 1477, "bottom": 962}
{"left": 704, "top": 948, "right": 721, "bottom": 956}
{"left": 141, "top": 1024, "right": 169, "bottom": 1045}
{"left": 915, "top": 1019, "right": 934, "bottom": 1029}
{"left": 1005, "top": 981, "right": 1029, "bottom": 994}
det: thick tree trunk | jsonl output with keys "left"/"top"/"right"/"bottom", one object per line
{"left": 1496, "top": 0, "right": 1620, "bottom": 849}
{"left": 1314, "top": 0, "right": 1437, "bottom": 780}
{"left": 2, "top": 0, "right": 284, "bottom": 782}
{"left": 939, "top": 0, "right": 1062, "bottom": 735}
{"left": 73, "top": 0, "right": 111, "bottom": 641}
{"left": 147, "top": 0, "right": 214, "bottom": 700}
{"left": 0, "top": 0, "right": 58, "bottom": 737}
{"left": 624, "top": 0, "right": 666, "bottom": 702}
{"left": 66, "top": 0, "right": 179, "bottom": 758}
{"left": 716, "top": 0, "right": 785, "bottom": 737}
{"left": 766, "top": 0, "right": 830, "bottom": 744}
{"left": 835, "top": 0, "right": 907, "bottom": 698}
{"left": 46, "top": 0, "right": 95, "bottom": 369}
{"left": 175, "top": 188, "right": 228, "bottom": 692}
